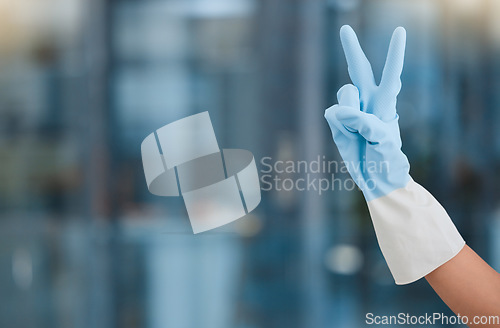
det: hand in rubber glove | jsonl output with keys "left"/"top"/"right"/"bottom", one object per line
{"left": 324, "top": 25, "right": 410, "bottom": 201}
{"left": 324, "top": 25, "right": 464, "bottom": 285}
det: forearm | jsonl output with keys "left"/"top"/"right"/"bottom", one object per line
{"left": 425, "top": 245, "right": 500, "bottom": 327}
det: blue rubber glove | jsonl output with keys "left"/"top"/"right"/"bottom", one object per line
{"left": 324, "top": 26, "right": 464, "bottom": 285}
{"left": 324, "top": 25, "right": 410, "bottom": 201}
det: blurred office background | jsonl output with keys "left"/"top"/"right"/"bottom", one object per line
{"left": 1, "top": 0, "right": 500, "bottom": 327}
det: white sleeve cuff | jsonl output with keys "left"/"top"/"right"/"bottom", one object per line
{"left": 367, "top": 178, "right": 465, "bottom": 285}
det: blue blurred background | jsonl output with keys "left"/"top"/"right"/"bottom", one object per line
{"left": 1, "top": 0, "right": 500, "bottom": 327}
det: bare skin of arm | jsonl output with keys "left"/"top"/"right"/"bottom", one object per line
{"left": 425, "top": 245, "right": 500, "bottom": 327}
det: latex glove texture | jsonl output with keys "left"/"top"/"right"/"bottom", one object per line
{"left": 324, "top": 26, "right": 410, "bottom": 201}
{"left": 325, "top": 26, "right": 465, "bottom": 285}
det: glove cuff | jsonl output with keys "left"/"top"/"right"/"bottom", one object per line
{"left": 366, "top": 178, "right": 465, "bottom": 285}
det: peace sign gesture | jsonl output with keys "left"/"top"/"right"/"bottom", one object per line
{"left": 340, "top": 25, "right": 406, "bottom": 122}
{"left": 325, "top": 26, "right": 471, "bottom": 292}
{"left": 324, "top": 25, "right": 410, "bottom": 200}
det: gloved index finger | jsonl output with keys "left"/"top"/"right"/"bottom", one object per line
{"left": 380, "top": 27, "right": 406, "bottom": 94}
{"left": 340, "top": 25, "right": 376, "bottom": 92}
